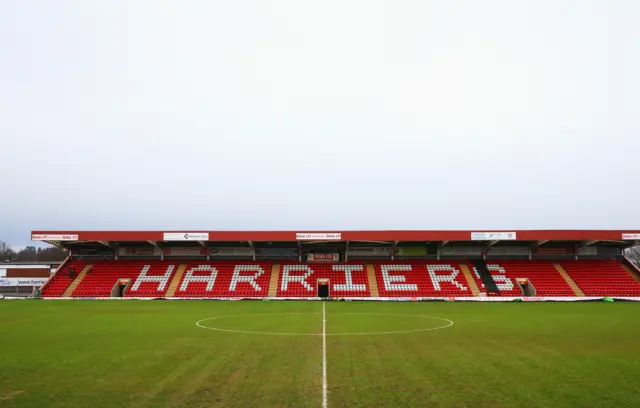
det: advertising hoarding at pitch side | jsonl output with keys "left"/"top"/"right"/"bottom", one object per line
{"left": 0, "top": 278, "right": 47, "bottom": 287}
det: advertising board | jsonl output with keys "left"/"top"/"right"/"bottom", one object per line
{"left": 163, "top": 232, "right": 209, "bottom": 241}
{"left": 471, "top": 232, "right": 516, "bottom": 240}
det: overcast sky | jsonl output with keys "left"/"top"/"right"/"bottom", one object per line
{"left": 1, "top": 0, "right": 639, "bottom": 247}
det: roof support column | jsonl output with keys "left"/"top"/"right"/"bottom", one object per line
{"left": 345, "top": 241, "right": 349, "bottom": 263}
{"left": 391, "top": 241, "right": 398, "bottom": 261}
{"left": 248, "top": 241, "right": 255, "bottom": 261}
{"left": 437, "top": 240, "right": 448, "bottom": 260}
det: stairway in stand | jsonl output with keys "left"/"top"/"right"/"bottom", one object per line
{"left": 62, "top": 265, "right": 92, "bottom": 297}
{"left": 165, "top": 264, "right": 187, "bottom": 297}
{"left": 366, "top": 264, "right": 379, "bottom": 297}
{"left": 471, "top": 260, "right": 500, "bottom": 295}
{"left": 459, "top": 263, "right": 480, "bottom": 296}
{"left": 268, "top": 264, "right": 280, "bottom": 297}
{"left": 553, "top": 263, "right": 585, "bottom": 296}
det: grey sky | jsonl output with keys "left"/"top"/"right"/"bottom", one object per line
{"left": 1, "top": 0, "right": 639, "bottom": 247}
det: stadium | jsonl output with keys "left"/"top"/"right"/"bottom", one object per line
{"left": 3, "top": 1, "right": 640, "bottom": 407}
{"left": 1, "top": 229, "right": 639, "bottom": 407}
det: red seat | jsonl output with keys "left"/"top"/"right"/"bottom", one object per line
{"left": 374, "top": 261, "right": 471, "bottom": 297}
{"left": 72, "top": 261, "right": 178, "bottom": 297}
{"left": 470, "top": 261, "right": 575, "bottom": 296}
{"left": 276, "top": 262, "right": 370, "bottom": 297}
{"left": 561, "top": 260, "right": 640, "bottom": 296}
{"left": 41, "top": 261, "right": 86, "bottom": 297}
{"left": 174, "top": 261, "right": 272, "bottom": 298}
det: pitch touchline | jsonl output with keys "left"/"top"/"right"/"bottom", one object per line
{"left": 322, "top": 301, "right": 328, "bottom": 408}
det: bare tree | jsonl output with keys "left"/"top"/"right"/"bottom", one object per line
{"left": 0, "top": 241, "right": 17, "bottom": 262}
{"left": 16, "top": 246, "right": 38, "bottom": 262}
{"left": 0, "top": 242, "right": 67, "bottom": 262}
{"left": 36, "top": 246, "right": 68, "bottom": 261}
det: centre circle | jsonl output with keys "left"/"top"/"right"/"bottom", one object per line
{"left": 195, "top": 312, "right": 453, "bottom": 336}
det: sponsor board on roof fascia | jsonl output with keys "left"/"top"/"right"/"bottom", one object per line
{"left": 163, "top": 232, "right": 209, "bottom": 241}
{"left": 296, "top": 233, "right": 342, "bottom": 240}
{"left": 470, "top": 232, "right": 517, "bottom": 240}
{"left": 622, "top": 233, "right": 640, "bottom": 240}
{"left": 31, "top": 234, "right": 79, "bottom": 241}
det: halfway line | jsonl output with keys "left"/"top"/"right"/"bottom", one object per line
{"left": 322, "top": 301, "right": 328, "bottom": 408}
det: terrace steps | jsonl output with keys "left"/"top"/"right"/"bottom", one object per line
{"left": 165, "top": 264, "right": 187, "bottom": 297}
{"left": 459, "top": 263, "right": 481, "bottom": 296}
{"left": 268, "top": 264, "right": 280, "bottom": 297}
{"left": 366, "top": 264, "right": 379, "bottom": 297}
{"left": 553, "top": 263, "right": 585, "bottom": 296}
{"left": 63, "top": 265, "right": 92, "bottom": 297}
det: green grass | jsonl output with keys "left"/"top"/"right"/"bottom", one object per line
{"left": 1, "top": 300, "right": 640, "bottom": 408}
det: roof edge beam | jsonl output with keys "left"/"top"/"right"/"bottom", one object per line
{"left": 530, "top": 240, "right": 548, "bottom": 248}
{"left": 439, "top": 240, "right": 449, "bottom": 247}
{"left": 579, "top": 240, "right": 600, "bottom": 248}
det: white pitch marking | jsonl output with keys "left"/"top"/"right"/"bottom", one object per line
{"left": 196, "top": 313, "right": 322, "bottom": 336}
{"left": 195, "top": 313, "right": 453, "bottom": 336}
{"left": 322, "top": 301, "right": 328, "bottom": 408}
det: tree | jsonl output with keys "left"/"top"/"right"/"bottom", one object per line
{"left": 36, "top": 246, "right": 68, "bottom": 262}
{"left": 16, "top": 246, "right": 37, "bottom": 262}
{"left": 0, "top": 241, "right": 67, "bottom": 262}
{"left": 0, "top": 241, "right": 17, "bottom": 262}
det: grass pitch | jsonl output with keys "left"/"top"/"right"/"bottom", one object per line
{"left": 1, "top": 300, "right": 639, "bottom": 408}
